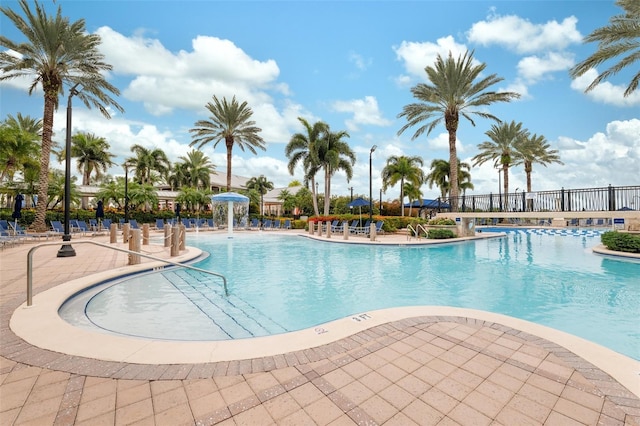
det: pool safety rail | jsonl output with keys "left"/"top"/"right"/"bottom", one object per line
{"left": 26, "top": 240, "right": 228, "bottom": 306}
{"left": 406, "top": 224, "right": 428, "bottom": 240}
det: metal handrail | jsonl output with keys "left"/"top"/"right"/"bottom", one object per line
{"left": 406, "top": 224, "right": 428, "bottom": 240}
{"left": 26, "top": 240, "right": 228, "bottom": 306}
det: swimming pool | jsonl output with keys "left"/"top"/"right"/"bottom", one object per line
{"left": 59, "top": 228, "right": 640, "bottom": 360}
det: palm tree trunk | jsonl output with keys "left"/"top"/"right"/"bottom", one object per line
{"left": 32, "top": 92, "right": 56, "bottom": 232}
{"left": 400, "top": 177, "right": 405, "bottom": 216}
{"left": 225, "top": 137, "right": 233, "bottom": 191}
{"left": 503, "top": 164, "right": 510, "bottom": 210}
{"left": 447, "top": 128, "right": 459, "bottom": 212}
{"left": 310, "top": 176, "right": 319, "bottom": 216}
{"left": 324, "top": 170, "right": 331, "bottom": 215}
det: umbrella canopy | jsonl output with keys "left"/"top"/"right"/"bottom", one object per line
{"left": 96, "top": 200, "right": 105, "bottom": 219}
{"left": 11, "top": 194, "right": 23, "bottom": 219}
{"left": 348, "top": 197, "right": 370, "bottom": 207}
{"left": 404, "top": 199, "right": 451, "bottom": 209}
{"left": 211, "top": 192, "right": 249, "bottom": 203}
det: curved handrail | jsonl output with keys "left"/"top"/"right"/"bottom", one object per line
{"left": 26, "top": 240, "right": 228, "bottom": 306}
{"left": 406, "top": 224, "right": 429, "bottom": 240}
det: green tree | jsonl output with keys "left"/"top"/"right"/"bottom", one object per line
{"left": 285, "top": 117, "right": 328, "bottom": 216}
{"left": 47, "top": 169, "right": 79, "bottom": 210}
{"left": 177, "top": 149, "right": 215, "bottom": 189}
{"left": 69, "top": 132, "right": 115, "bottom": 208}
{"left": 128, "top": 144, "right": 171, "bottom": 185}
{"left": 397, "top": 50, "right": 520, "bottom": 211}
{"left": 381, "top": 155, "right": 425, "bottom": 216}
{"left": 0, "top": 114, "right": 41, "bottom": 182}
{"left": 425, "top": 158, "right": 473, "bottom": 200}
{"left": 128, "top": 182, "right": 158, "bottom": 212}
{"left": 0, "top": 0, "right": 123, "bottom": 231}
{"left": 403, "top": 181, "right": 423, "bottom": 217}
{"left": 190, "top": 95, "right": 265, "bottom": 191}
{"left": 472, "top": 121, "right": 529, "bottom": 208}
{"left": 246, "top": 175, "right": 274, "bottom": 216}
{"left": 175, "top": 186, "right": 211, "bottom": 212}
{"left": 515, "top": 133, "right": 564, "bottom": 193}
{"left": 314, "top": 127, "right": 356, "bottom": 215}
{"left": 569, "top": 0, "right": 640, "bottom": 97}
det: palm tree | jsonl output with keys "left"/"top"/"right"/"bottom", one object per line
{"left": 314, "top": 127, "right": 356, "bottom": 215}
{"left": 569, "top": 0, "right": 640, "bottom": 97}
{"left": 403, "top": 182, "right": 423, "bottom": 217}
{"left": 177, "top": 149, "right": 215, "bottom": 189}
{"left": 128, "top": 182, "right": 158, "bottom": 212}
{"left": 96, "top": 179, "right": 124, "bottom": 209}
{"left": 0, "top": 0, "right": 123, "bottom": 231}
{"left": 246, "top": 175, "right": 274, "bottom": 217}
{"left": 515, "top": 133, "right": 564, "bottom": 194}
{"left": 472, "top": 121, "right": 529, "bottom": 208}
{"left": 190, "top": 95, "right": 265, "bottom": 191}
{"left": 128, "top": 144, "right": 171, "bottom": 185}
{"left": 381, "top": 155, "right": 425, "bottom": 216}
{"left": 0, "top": 114, "right": 41, "bottom": 182}
{"left": 425, "top": 159, "right": 450, "bottom": 199}
{"left": 285, "top": 117, "right": 328, "bottom": 216}
{"left": 397, "top": 50, "right": 520, "bottom": 211}
{"left": 168, "top": 162, "right": 189, "bottom": 190}
{"left": 69, "top": 132, "right": 115, "bottom": 208}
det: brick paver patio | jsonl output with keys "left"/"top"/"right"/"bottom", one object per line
{"left": 1, "top": 232, "right": 639, "bottom": 425}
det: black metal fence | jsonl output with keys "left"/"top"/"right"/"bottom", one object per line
{"left": 438, "top": 185, "right": 640, "bottom": 213}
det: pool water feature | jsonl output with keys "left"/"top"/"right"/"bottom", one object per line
{"left": 59, "top": 228, "right": 640, "bottom": 360}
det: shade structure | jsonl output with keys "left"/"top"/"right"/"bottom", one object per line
{"left": 211, "top": 192, "right": 250, "bottom": 237}
{"left": 348, "top": 197, "right": 370, "bottom": 226}
{"left": 404, "top": 199, "right": 451, "bottom": 209}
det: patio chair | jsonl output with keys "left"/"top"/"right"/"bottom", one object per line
{"left": 283, "top": 219, "right": 291, "bottom": 229}
{"left": 272, "top": 220, "right": 281, "bottom": 230}
{"left": 51, "top": 221, "right": 64, "bottom": 234}
{"left": 348, "top": 220, "right": 359, "bottom": 233}
{"left": 354, "top": 220, "right": 371, "bottom": 235}
{"left": 102, "top": 219, "right": 112, "bottom": 230}
{"left": 364, "top": 220, "right": 384, "bottom": 236}
{"left": 262, "top": 219, "right": 272, "bottom": 229}
{"left": 250, "top": 218, "right": 260, "bottom": 229}
{"left": 207, "top": 219, "right": 216, "bottom": 229}
{"left": 129, "top": 219, "right": 140, "bottom": 229}
{"left": 155, "top": 218, "right": 165, "bottom": 230}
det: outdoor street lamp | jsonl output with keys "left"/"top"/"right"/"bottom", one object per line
{"left": 380, "top": 189, "right": 383, "bottom": 211}
{"left": 123, "top": 162, "right": 131, "bottom": 223}
{"left": 348, "top": 186, "right": 353, "bottom": 201}
{"left": 369, "top": 145, "right": 377, "bottom": 223}
{"left": 57, "top": 83, "right": 81, "bottom": 258}
{"left": 496, "top": 167, "right": 503, "bottom": 212}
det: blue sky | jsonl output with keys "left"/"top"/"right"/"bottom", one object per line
{"left": 1, "top": 0, "right": 639, "bottom": 201}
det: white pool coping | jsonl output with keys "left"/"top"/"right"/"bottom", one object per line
{"left": 9, "top": 244, "right": 639, "bottom": 398}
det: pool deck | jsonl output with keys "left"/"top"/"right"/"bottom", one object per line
{"left": 1, "top": 230, "right": 639, "bottom": 425}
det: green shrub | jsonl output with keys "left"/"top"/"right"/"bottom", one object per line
{"left": 428, "top": 218, "right": 456, "bottom": 226}
{"left": 601, "top": 231, "right": 640, "bottom": 253}
{"left": 427, "top": 228, "right": 456, "bottom": 239}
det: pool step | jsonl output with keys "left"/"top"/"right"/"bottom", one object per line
{"left": 161, "top": 269, "right": 287, "bottom": 339}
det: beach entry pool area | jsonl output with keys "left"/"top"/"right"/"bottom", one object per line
{"left": 59, "top": 228, "right": 640, "bottom": 360}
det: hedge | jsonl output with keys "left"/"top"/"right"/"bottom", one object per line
{"left": 601, "top": 231, "right": 640, "bottom": 253}
{"left": 427, "top": 228, "right": 456, "bottom": 239}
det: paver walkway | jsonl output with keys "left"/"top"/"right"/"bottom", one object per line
{"left": 1, "top": 232, "right": 639, "bottom": 425}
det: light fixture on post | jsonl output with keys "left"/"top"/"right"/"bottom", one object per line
{"left": 369, "top": 145, "right": 377, "bottom": 223}
{"left": 348, "top": 186, "right": 353, "bottom": 201}
{"left": 57, "top": 83, "right": 81, "bottom": 258}
{"left": 123, "top": 162, "right": 130, "bottom": 223}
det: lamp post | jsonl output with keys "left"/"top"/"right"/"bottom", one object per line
{"left": 123, "top": 163, "right": 130, "bottom": 223}
{"left": 348, "top": 186, "right": 353, "bottom": 201}
{"left": 57, "top": 83, "right": 81, "bottom": 258}
{"left": 369, "top": 145, "right": 377, "bottom": 223}
{"left": 380, "top": 188, "right": 382, "bottom": 211}
{"left": 497, "top": 167, "right": 502, "bottom": 212}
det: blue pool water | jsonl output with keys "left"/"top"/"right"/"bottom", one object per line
{"left": 59, "top": 228, "right": 640, "bottom": 360}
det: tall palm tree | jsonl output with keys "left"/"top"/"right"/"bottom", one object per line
{"left": 0, "top": 0, "right": 123, "bottom": 231}
{"left": 381, "top": 155, "right": 425, "bottom": 216}
{"left": 168, "top": 162, "right": 189, "bottom": 190}
{"left": 313, "top": 127, "right": 356, "bottom": 215}
{"left": 0, "top": 114, "right": 41, "bottom": 182}
{"left": 128, "top": 144, "right": 171, "bottom": 185}
{"left": 472, "top": 121, "right": 529, "bottom": 208}
{"left": 177, "top": 149, "right": 214, "bottom": 189}
{"left": 403, "top": 182, "right": 423, "bottom": 217}
{"left": 569, "top": 0, "right": 640, "bottom": 97}
{"left": 515, "top": 133, "right": 564, "bottom": 193}
{"left": 285, "top": 117, "right": 328, "bottom": 216}
{"left": 69, "top": 132, "right": 115, "bottom": 208}
{"left": 96, "top": 179, "right": 124, "bottom": 208}
{"left": 397, "top": 50, "right": 520, "bottom": 211}
{"left": 246, "top": 175, "right": 274, "bottom": 216}
{"left": 190, "top": 95, "right": 265, "bottom": 191}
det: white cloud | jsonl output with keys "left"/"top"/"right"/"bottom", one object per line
{"left": 467, "top": 14, "right": 582, "bottom": 54}
{"left": 349, "top": 51, "right": 372, "bottom": 71}
{"left": 393, "top": 36, "right": 470, "bottom": 80}
{"left": 570, "top": 69, "right": 640, "bottom": 107}
{"left": 517, "top": 52, "right": 574, "bottom": 83}
{"left": 331, "top": 96, "right": 392, "bottom": 132}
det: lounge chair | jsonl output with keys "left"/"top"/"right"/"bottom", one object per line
{"left": 129, "top": 219, "right": 140, "bottom": 229}
{"left": 250, "top": 218, "right": 260, "bottom": 229}
{"left": 155, "top": 218, "right": 165, "bottom": 230}
{"left": 263, "top": 219, "right": 272, "bottom": 229}
{"left": 272, "top": 220, "right": 281, "bottom": 230}
{"left": 348, "top": 220, "right": 359, "bottom": 233}
{"left": 75, "top": 220, "right": 92, "bottom": 235}
{"left": 102, "top": 219, "right": 112, "bottom": 230}
{"left": 207, "top": 219, "right": 216, "bottom": 229}
{"left": 353, "top": 220, "right": 371, "bottom": 235}
{"left": 51, "top": 220, "right": 64, "bottom": 234}
{"left": 363, "top": 220, "right": 384, "bottom": 236}
{"left": 283, "top": 219, "right": 291, "bottom": 229}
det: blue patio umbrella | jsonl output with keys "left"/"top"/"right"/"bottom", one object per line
{"left": 348, "top": 197, "right": 369, "bottom": 226}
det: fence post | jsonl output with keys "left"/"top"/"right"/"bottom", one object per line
{"left": 317, "top": 221, "right": 322, "bottom": 236}
{"left": 370, "top": 222, "right": 377, "bottom": 241}
{"left": 164, "top": 224, "right": 171, "bottom": 247}
{"left": 489, "top": 193, "right": 493, "bottom": 212}
{"left": 128, "top": 229, "right": 141, "bottom": 265}
{"left": 171, "top": 225, "right": 180, "bottom": 256}
{"left": 122, "top": 223, "right": 130, "bottom": 243}
{"left": 110, "top": 223, "right": 117, "bottom": 244}
{"left": 344, "top": 222, "right": 349, "bottom": 240}
{"left": 608, "top": 184, "right": 615, "bottom": 211}
{"left": 560, "top": 188, "right": 565, "bottom": 211}
{"left": 142, "top": 223, "right": 149, "bottom": 245}
{"left": 179, "top": 224, "right": 186, "bottom": 250}
{"left": 326, "top": 221, "right": 331, "bottom": 238}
